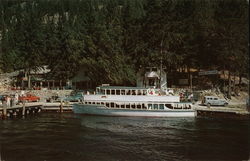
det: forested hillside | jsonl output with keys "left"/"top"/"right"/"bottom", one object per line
{"left": 0, "top": 0, "right": 248, "bottom": 85}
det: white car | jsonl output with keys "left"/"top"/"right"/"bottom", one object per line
{"left": 202, "top": 96, "right": 228, "bottom": 106}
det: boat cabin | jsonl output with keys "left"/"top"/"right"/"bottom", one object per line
{"left": 82, "top": 101, "right": 191, "bottom": 110}
{"left": 96, "top": 86, "right": 161, "bottom": 96}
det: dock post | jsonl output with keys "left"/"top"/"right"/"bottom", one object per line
{"left": 60, "top": 100, "right": 63, "bottom": 113}
{"left": 22, "top": 102, "right": 26, "bottom": 116}
{"left": 3, "top": 102, "right": 7, "bottom": 119}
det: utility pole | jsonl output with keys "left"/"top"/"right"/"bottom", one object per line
{"left": 159, "top": 34, "right": 164, "bottom": 89}
{"left": 190, "top": 74, "right": 192, "bottom": 92}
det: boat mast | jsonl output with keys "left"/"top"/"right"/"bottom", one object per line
{"left": 159, "top": 35, "right": 164, "bottom": 89}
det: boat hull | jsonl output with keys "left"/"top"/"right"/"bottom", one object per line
{"left": 73, "top": 104, "right": 196, "bottom": 117}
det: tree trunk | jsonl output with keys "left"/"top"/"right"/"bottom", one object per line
{"left": 28, "top": 74, "right": 31, "bottom": 89}
{"left": 187, "top": 66, "right": 191, "bottom": 90}
{"left": 223, "top": 70, "right": 226, "bottom": 95}
{"left": 233, "top": 73, "right": 236, "bottom": 94}
{"left": 227, "top": 71, "right": 231, "bottom": 99}
{"left": 239, "top": 74, "right": 242, "bottom": 87}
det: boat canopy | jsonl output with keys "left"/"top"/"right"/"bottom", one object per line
{"left": 98, "top": 86, "right": 148, "bottom": 90}
{"left": 96, "top": 86, "right": 161, "bottom": 96}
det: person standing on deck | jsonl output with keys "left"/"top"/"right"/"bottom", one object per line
{"left": 6, "top": 95, "right": 11, "bottom": 107}
{"left": 14, "top": 92, "right": 19, "bottom": 105}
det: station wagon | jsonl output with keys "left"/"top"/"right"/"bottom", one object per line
{"left": 202, "top": 96, "right": 228, "bottom": 106}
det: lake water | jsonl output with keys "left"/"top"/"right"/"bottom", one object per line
{"left": 0, "top": 113, "right": 249, "bottom": 161}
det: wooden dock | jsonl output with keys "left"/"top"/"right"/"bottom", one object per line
{"left": 194, "top": 104, "right": 250, "bottom": 119}
{"left": 1, "top": 101, "right": 249, "bottom": 119}
{"left": 0, "top": 102, "right": 74, "bottom": 119}
{"left": 0, "top": 102, "right": 43, "bottom": 119}
{"left": 42, "top": 102, "right": 73, "bottom": 112}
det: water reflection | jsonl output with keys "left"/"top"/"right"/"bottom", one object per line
{"left": 0, "top": 113, "right": 249, "bottom": 161}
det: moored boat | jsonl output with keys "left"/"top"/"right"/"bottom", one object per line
{"left": 73, "top": 86, "right": 195, "bottom": 117}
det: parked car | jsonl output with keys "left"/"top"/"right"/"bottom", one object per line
{"left": 19, "top": 94, "right": 40, "bottom": 102}
{"left": 63, "top": 91, "right": 84, "bottom": 102}
{"left": 0, "top": 95, "right": 7, "bottom": 101}
{"left": 201, "top": 96, "right": 228, "bottom": 106}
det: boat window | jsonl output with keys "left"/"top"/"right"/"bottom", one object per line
{"left": 165, "top": 104, "right": 173, "bottom": 109}
{"left": 137, "top": 90, "right": 142, "bottom": 95}
{"left": 148, "top": 104, "right": 152, "bottom": 109}
{"left": 126, "top": 104, "right": 130, "bottom": 109}
{"left": 111, "top": 90, "right": 115, "bottom": 95}
{"left": 92, "top": 102, "right": 95, "bottom": 104}
{"left": 111, "top": 102, "right": 115, "bottom": 107}
{"left": 159, "top": 104, "right": 164, "bottom": 110}
{"left": 121, "top": 90, "right": 125, "bottom": 95}
{"left": 131, "top": 104, "right": 135, "bottom": 109}
{"left": 126, "top": 90, "right": 131, "bottom": 95}
{"left": 101, "top": 89, "right": 105, "bottom": 94}
{"left": 106, "top": 102, "right": 109, "bottom": 107}
{"left": 116, "top": 90, "right": 120, "bottom": 95}
{"left": 153, "top": 104, "right": 158, "bottom": 109}
{"left": 88, "top": 102, "right": 91, "bottom": 104}
{"left": 96, "top": 88, "right": 100, "bottom": 94}
{"left": 143, "top": 90, "right": 147, "bottom": 95}
{"left": 137, "top": 104, "right": 142, "bottom": 109}
{"left": 142, "top": 104, "right": 146, "bottom": 109}
{"left": 121, "top": 104, "right": 125, "bottom": 108}
{"left": 101, "top": 102, "right": 104, "bottom": 105}
{"left": 97, "top": 102, "right": 100, "bottom": 105}
{"left": 132, "top": 90, "right": 136, "bottom": 95}
{"left": 107, "top": 90, "right": 110, "bottom": 95}
{"left": 115, "top": 103, "right": 119, "bottom": 108}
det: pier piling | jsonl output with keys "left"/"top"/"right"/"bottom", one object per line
{"left": 22, "top": 102, "right": 26, "bottom": 116}
{"left": 3, "top": 103, "right": 7, "bottom": 118}
{"left": 60, "top": 101, "right": 63, "bottom": 113}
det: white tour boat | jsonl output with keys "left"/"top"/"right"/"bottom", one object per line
{"left": 73, "top": 85, "right": 195, "bottom": 117}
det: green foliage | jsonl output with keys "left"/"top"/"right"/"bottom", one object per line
{"left": 0, "top": 0, "right": 248, "bottom": 85}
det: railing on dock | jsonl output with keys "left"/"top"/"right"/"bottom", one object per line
{"left": 0, "top": 102, "right": 43, "bottom": 119}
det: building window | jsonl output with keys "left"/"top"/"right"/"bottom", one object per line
{"left": 126, "top": 104, "right": 130, "bottom": 109}
{"left": 111, "top": 90, "right": 115, "bottom": 95}
{"left": 153, "top": 104, "right": 158, "bottom": 109}
{"left": 116, "top": 90, "right": 120, "bottom": 95}
{"left": 111, "top": 102, "right": 114, "bottom": 108}
{"left": 152, "top": 67, "right": 157, "bottom": 72}
{"left": 107, "top": 90, "right": 110, "bottom": 95}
